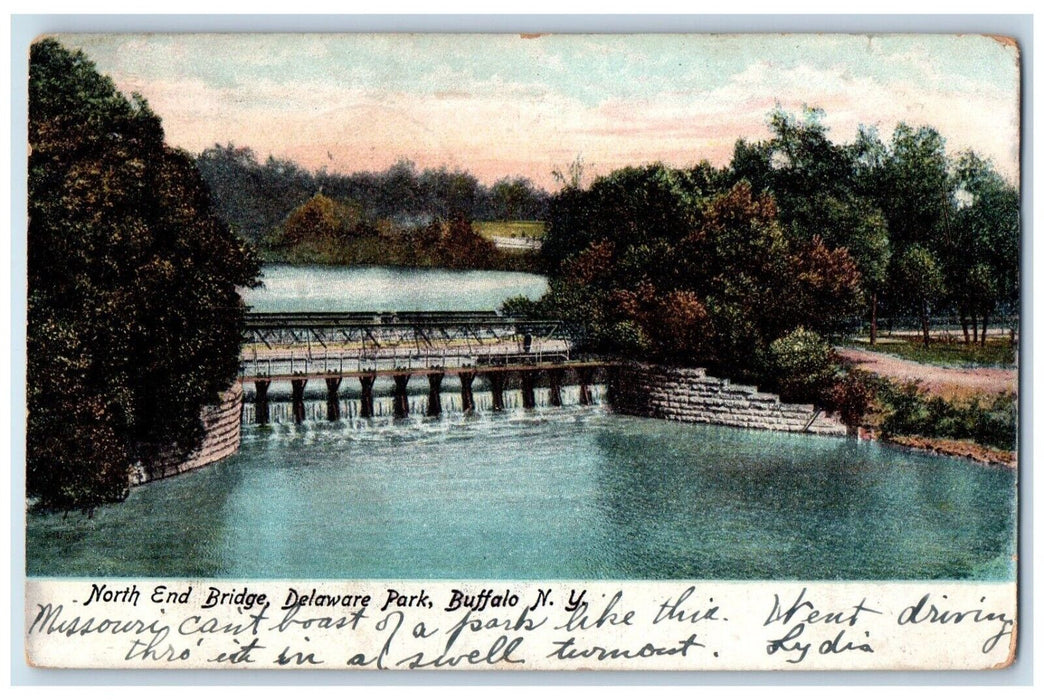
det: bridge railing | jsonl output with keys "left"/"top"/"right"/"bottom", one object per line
{"left": 240, "top": 342, "right": 573, "bottom": 379}
{"left": 242, "top": 311, "right": 570, "bottom": 350}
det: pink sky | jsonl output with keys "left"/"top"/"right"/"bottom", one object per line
{"left": 62, "top": 33, "right": 1021, "bottom": 190}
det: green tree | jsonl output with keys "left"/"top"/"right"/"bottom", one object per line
{"left": 28, "top": 39, "right": 259, "bottom": 512}
{"left": 731, "top": 108, "right": 890, "bottom": 343}
{"left": 948, "top": 151, "right": 1020, "bottom": 345}
{"left": 542, "top": 163, "right": 704, "bottom": 275}
{"left": 762, "top": 106, "right": 856, "bottom": 217}
{"left": 489, "top": 177, "right": 547, "bottom": 220}
{"left": 275, "top": 192, "right": 362, "bottom": 247}
{"left": 892, "top": 245, "right": 946, "bottom": 347}
{"left": 196, "top": 144, "right": 315, "bottom": 245}
{"left": 538, "top": 166, "right": 861, "bottom": 385}
{"left": 419, "top": 167, "right": 482, "bottom": 219}
{"left": 816, "top": 195, "right": 890, "bottom": 343}
{"left": 857, "top": 123, "right": 952, "bottom": 250}
{"left": 853, "top": 122, "right": 957, "bottom": 341}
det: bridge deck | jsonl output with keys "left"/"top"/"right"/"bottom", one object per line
{"left": 237, "top": 360, "right": 611, "bottom": 384}
{"left": 242, "top": 310, "right": 564, "bottom": 351}
{"left": 240, "top": 310, "right": 589, "bottom": 381}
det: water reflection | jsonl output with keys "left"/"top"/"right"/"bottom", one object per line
{"left": 587, "top": 419, "right": 1015, "bottom": 581}
{"left": 28, "top": 404, "right": 1015, "bottom": 581}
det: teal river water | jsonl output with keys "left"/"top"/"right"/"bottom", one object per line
{"left": 240, "top": 264, "right": 549, "bottom": 312}
{"left": 26, "top": 266, "right": 1016, "bottom": 580}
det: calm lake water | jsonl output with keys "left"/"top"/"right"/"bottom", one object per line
{"left": 242, "top": 264, "right": 549, "bottom": 312}
{"left": 26, "top": 265, "right": 1017, "bottom": 580}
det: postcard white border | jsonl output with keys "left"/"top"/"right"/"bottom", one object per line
{"left": 6, "top": 11, "right": 1035, "bottom": 687}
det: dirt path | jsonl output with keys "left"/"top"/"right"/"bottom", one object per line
{"left": 836, "top": 347, "right": 1018, "bottom": 400}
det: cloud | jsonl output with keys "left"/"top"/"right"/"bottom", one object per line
{"left": 62, "top": 33, "right": 1020, "bottom": 189}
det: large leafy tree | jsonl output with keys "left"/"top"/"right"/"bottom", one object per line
{"left": 858, "top": 123, "right": 952, "bottom": 251}
{"left": 537, "top": 165, "right": 861, "bottom": 382}
{"left": 947, "top": 151, "right": 1020, "bottom": 344}
{"left": 732, "top": 108, "right": 890, "bottom": 343}
{"left": 28, "top": 39, "right": 260, "bottom": 511}
{"left": 489, "top": 177, "right": 548, "bottom": 221}
{"left": 853, "top": 123, "right": 954, "bottom": 343}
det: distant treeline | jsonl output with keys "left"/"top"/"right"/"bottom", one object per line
{"left": 195, "top": 145, "right": 550, "bottom": 247}
{"left": 262, "top": 194, "right": 541, "bottom": 271}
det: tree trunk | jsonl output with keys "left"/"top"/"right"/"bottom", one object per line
{"left": 921, "top": 302, "right": 931, "bottom": 347}
{"left": 981, "top": 314, "right": 988, "bottom": 347}
{"left": 971, "top": 316, "right": 978, "bottom": 344}
{"left": 960, "top": 315, "right": 969, "bottom": 345}
{"left": 869, "top": 292, "right": 878, "bottom": 346}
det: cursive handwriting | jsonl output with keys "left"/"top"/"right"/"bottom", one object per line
{"left": 653, "top": 586, "right": 723, "bottom": 625}
{"left": 547, "top": 633, "right": 705, "bottom": 662}
{"left": 764, "top": 588, "right": 881, "bottom": 664}
{"left": 897, "top": 593, "right": 1014, "bottom": 654}
{"left": 26, "top": 582, "right": 1018, "bottom": 670}
{"left": 554, "top": 590, "right": 635, "bottom": 632}
{"left": 29, "top": 603, "right": 169, "bottom": 647}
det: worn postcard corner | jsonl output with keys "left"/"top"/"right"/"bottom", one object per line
{"left": 24, "top": 31, "right": 1019, "bottom": 672}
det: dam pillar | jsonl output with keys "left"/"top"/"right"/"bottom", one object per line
{"left": 577, "top": 367, "right": 595, "bottom": 406}
{"left": 427, "top": 372, "right": 444, "bottom": 417}
{"left": 520, "top": 370, "right": 537, "bottom": 409}
{"left": 325, "top": 377, "right": 342, "bottom": 421}
{"left": 253, "top": 379, "right": 271, "bottom": 425}
{"left": 290, "top": 378, "right": 308, "bottom": 424}
{"left": 459, "top": 371, "right": 476, "bottom": 414}
{"left": 359, "top": 374, "right": 375, "bottom": 419}
{"left": 485, "top": 372, "right": 506, "bottom": 412}
{"left": 548, "top": 368, "right": 564, "bottom": 407}
{"left": 393, "top": 373, "right": 411, "bottom": 419}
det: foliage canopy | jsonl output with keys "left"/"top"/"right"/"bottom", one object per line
{"left": 535, "top": 164, "right": 862, "bottom": 385}
{"left": 28, "top": 39, "right": 260, "bottom": 511}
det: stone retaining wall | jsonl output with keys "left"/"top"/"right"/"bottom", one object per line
{"left": 130, "top": 383, "right": 243, "bottom": 486}
{"left": 609, "top": 363, "right": 847, "bottom": 437}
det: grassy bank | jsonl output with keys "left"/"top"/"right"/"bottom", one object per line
{"left": 872, "top": 378, "right": 1016, "bottom": 451}
{"left": 846, "top": 337, "right": 1016, "bottom": 368}
{"left": 474, "top": 220, "right": 545, "bottom": 240}
{"left": 882, "top": 434, "right": 1016, "bottom": 468}
{"left": 837, "top": 368, "right": 1017, "bottom": 463}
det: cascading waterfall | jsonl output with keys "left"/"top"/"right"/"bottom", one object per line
{"left": 241, "top": 385, "right": 606, "bottom": 427}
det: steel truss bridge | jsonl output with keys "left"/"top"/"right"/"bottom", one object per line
{"left": 241, "top": 310, "right": 575, "bottom": 380}
{"left": 239, "top": 311, "right": 606, "bottom": 422}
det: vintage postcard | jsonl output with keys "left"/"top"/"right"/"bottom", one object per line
{"left": 23, "top": 32, "right": 1020, "bottom": 671}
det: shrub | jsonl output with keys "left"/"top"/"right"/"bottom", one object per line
{"left": 822, "top": 369, "right": 876, "bottom": 427}
{"left": 500, "top": 295, "right": 541, "bottom": 317}
{"left": 879, "top": 381, "right": 931, "bottom": 437}
{"left": 604, "top": 320, "right": 651, "bottom": 356}
{"left": 765, "top": 327, "right": 837, "bottom": 403}
{"left": 878, "top": 381, "right": 1017, "bottom": 451}
{"left": 970, "top": 393, "right": 1017, "bottom": 451}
